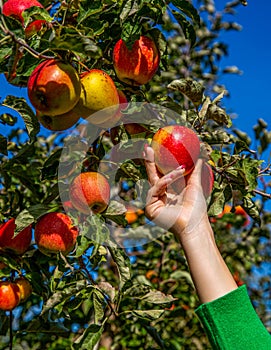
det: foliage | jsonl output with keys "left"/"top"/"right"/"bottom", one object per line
{"left": 0, "top": 0, "right": 270, "bottom": 349}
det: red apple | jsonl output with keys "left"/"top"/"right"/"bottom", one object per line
{"left": 27, "top": 59, "right": 81, "bottom": 116}
{"left": 69, "top": 172, "right": 110, "bottom": 214}
{"left": 76, "top": 69, "right": 119, "bottom": 124}
{"left": 200, "top": 162, "right": 214, "bottom": 198}
{"left": 113, "top": 35, "right": 160, "bottom": 86}
{"left": 34, "top": 212, "right": 79, "bottom": 256}
{"left": 36, "top": 107, "right": 81, "bottom": 131}
{"left": 25, "top": 19, "right": 47, "bottom": 37}
{"left": 0, "top": 218, "right": 32, "bottom": 255}
{"left": 0, "top": 281, "right": 21, "bottom": 311}
{"left": 2, "top": 0, "right": 43, "bottom": 25}
{"left": 151, "top": 125, "right": 201, "bottom": 176}
{"left": 15, "top": 277, "right": 33, "bottom": 302}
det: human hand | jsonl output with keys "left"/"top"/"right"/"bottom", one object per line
{"left": 144, "top": 145, "right": 210, "bottom": 243}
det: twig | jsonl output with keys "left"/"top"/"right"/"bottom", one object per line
{"left": 253, "top": 189, "right": 271, "bottom": 199}
{"left": 0, "top": 24, "right": 55, "bottom": 60}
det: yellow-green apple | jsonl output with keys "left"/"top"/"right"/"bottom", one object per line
{"left": 151, "top": 125, "right": 201, "bottom": 176}
{"left": 0, "top": 281, "right": 21, "bottom": 311}
{"left": 34, "top": 212, "right": 79, "bottom": 256}
{"left": 27, "top": 59, "right": 81, "bottom": 116}
{"left": 2, "top": 0, "right": 44, "bottom": 25}
{"left": 113, "top": 35, "right": 160, "bottom": 86}
{"left": 0, "top": 218, "right": 32, "bottom": 255}
{"left": 36, "top": 108, "right": 81, "bottom": 131}
{"left": 69, "top": 172, "right": 110, "bottom": 214}
{"left": 15, "top": 277, "right": 33, "bottom": 303}
{"left": 96, "top": 89, "right": 128, "bottom": 128}
{"left": 75, "top": 69, "right": 119, "bottom": 124}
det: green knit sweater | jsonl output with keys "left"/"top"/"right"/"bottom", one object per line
{"left": 196, "top": 285, "right": 271, "bottom": 349}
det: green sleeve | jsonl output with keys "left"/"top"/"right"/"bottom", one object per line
{"left": 195, "top": 285, "right": 271, "bottom": 350}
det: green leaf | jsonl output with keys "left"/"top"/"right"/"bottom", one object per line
{"left": 167, "top": 78, "right": 204, "bottom": 106}
{"left": 132, "top": 309, "right": 164, "bottom": 321}
{"left": 205, "top": 103, "right": 232, "bottom": 128}
{"left": 107, "top": 244, "right": 131, "bottom": 290}
{"left": 2, "top": 96, "right": 40, "bottom": 142}
{"left": 93, "top": 289, "right": 105, "bottom": 324}
{"left": 171, "top": 0, "right": 200, "bottom": 25}
{"left": 120, "top": 0, "right": 140, "bottom": 23}
{"left": 208, "top": 184, "right": 232, "bottom": 216}
{"left": 140, "top": 290, "right": 177, "bottom": 304}
{"left": 171, "top": 11, "right": 197, "bottom": 47}
{"left": 0, "top": 135, "right": 8, "bottom": 155}
{"left": 42, "top": 148, "right": 62, "bottom": 180}
{"left": 73, "top": 324, "right": 104, "bottom": 350}
{"left": 242, "top": 197, "right": 261, "bottom": 224}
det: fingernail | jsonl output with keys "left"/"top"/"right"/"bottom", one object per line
{"left": 176, "top": 165, "right": 185, "bottom": 170}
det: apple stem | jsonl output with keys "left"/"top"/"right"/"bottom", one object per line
{"left": 9, "top": 310, "right": 13, "bottom": 350}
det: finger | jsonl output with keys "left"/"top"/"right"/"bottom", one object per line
{"left": 186, "top": 158, "right": 204, "bottom": 187}
{"left": 150, "top": 166, "right": 186, "bottom": 197}
{"left": 143, "top": 145, "right": 160, "bottom": 186}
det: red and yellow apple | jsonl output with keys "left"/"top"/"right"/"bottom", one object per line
{"left": 151, "top": 125, "right": 201, "bottom": 176}
{"left": 34, "top": 212, "right": 79, "bottom": 256}
{"left": 0, "top": 218, "right": 32, "bottom": 255}
{"left": 96, "top": 89, "right": 128, "bottom": 128}
{"left": 75, "top": 69, "right": 119, "bottom": 124}
{"left": 0, "top": 281, "right": 20, "bottom": 311}
{"left": 15, "top": 277, "right": 33, "bottom": 303}
{"left": 2, "top": 0, "right": 44, "bottom": 25}
{"left": 69, "top": 172, "right": 111, "bottom": 214}
{"left": 113, "top": 35, "right": 160, "bottom": 86}
{"left": 27, "top": 59, "right": 81, "bottom": 116}
{"left": 36, "top": 108, "right": 81, "bottom": 131}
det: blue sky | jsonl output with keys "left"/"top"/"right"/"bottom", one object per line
{"left": 218, "top": 1, "right": 271, "bottom": 147}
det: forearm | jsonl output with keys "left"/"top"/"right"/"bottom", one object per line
{"left": 172, "top": 217, "right": 238, "bottom": 303}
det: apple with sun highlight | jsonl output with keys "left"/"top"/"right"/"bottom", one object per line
{"left": 0, "top": 281, "right": 20, "bottom": 311}
{"left": 27, "top": 59, "right": 81, "bottom": 117}
{"left": 113, "top": 35, "right": 160, "bottom": 86}
{"left": 151, "top": 125, "right": 201, "bottom": 176}
{"left": 34, "top": 212, "right": 79, "bottom": 256}
{"left": 69, "top": 172, "right": 111, "bottom": 214}
{"left": 76, "top": 69, "right": 119, "bottom": 124}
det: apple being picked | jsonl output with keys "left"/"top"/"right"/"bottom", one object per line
{"left": 0, "top": 281, "right": 21, "bottom": 311}
{"left": 113, "top": 35, "right": 160, "bottom": 86}
{"left": 75, "top": 69, "right": 119, "bottom": 124}
{"left": 151, "top": 125, "right": 201, "bottom": 176}
{"left": 0, "top": 218, "right": 32, "bottom": 255}
{"left": 27, "top": 59, "right": 81, "bottom": 116}
{"left": 69, "top": 172, "right": 111, "bottom": 214}
{"left": 34, "top": 212, "right": 79, "bottom": 256}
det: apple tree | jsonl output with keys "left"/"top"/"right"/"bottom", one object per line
{"left": 0, "top": 0, "right": 270, "bottom": 349}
